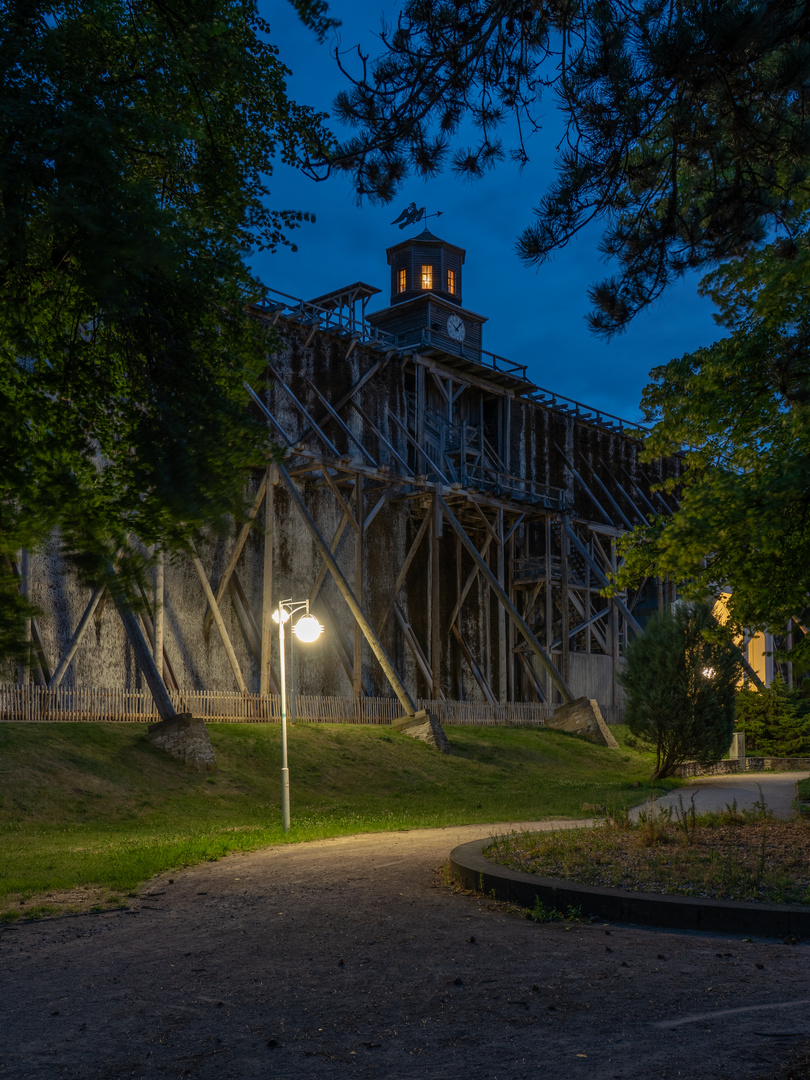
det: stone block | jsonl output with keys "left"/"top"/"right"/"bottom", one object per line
{"left": 392, "top": 709, "right": 451, "bottom": 753}
{"left": 547, "top": 697, "right": 619, "bottom": 749}
{"left": 146, "top": 713, "right": 218, "bottom": 772}
{"left": 729, "top": 731, "right": 746, "bottom": 761}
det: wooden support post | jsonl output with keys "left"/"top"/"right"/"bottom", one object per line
{"left": 48, "top": 587, "right": 105, "bottom": 689}
{"left": 203, "top": 473, "right": 268, "bottom": 637}
{"left": 584, "top": 533, "right": 591, "bottom": 654}
{"left": 560, "top": 517, "right": 570, "bottom": 686}
{"left": 430, "top": 488, "right": 442, "bottom": 698}
{"left": 353, "top": 473, "right": 364, "bottom": 698}
{"left": 544, "top": 515, "right": 553, "bottom": 704}
{"left": 154, "top": 547, "right": 164, "bottom": 678}
{"left": 455, "top": 533, "right": 463, "bottom": 698}
{"left": 564, "top": 525, "right": 643, "bottom": 636}
{"left": 376, "top": 511, "right": 431, "bottom": 635}
{"left": 439, "top": 495, "right": 574, "bottom": 702}
{"left": 496, "top": 509, "right": 507, "bottom": 704}
{"left": 277, "top": 463, "right": 417, "bottom": 715}
{"left": 190, "top": 550, "right": 248, "bottom": 695}
{"left": 394, "top": 603, "right": 435, "bottom": 693}
{"left": 18, "top": 549, "right": 31, "bottom": 685}
{"left": 507, "top": 523, "right": 516, "bottom": 702}
{"left": 450, "top": 623, "right": 496, "bottom": 704}
{"left": 260, "top": 466, "right": 275, "bottom": 696}
{"left": 108, "top": 568, "right": 176, "bottom": 721}
{"left": 416, "top": 362, "right": 426, "bottom": 474}
{"left": 610, "top": 538, "right": 621, "bottom": 708}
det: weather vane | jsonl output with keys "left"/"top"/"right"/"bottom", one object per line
{"left": 390, "top": 203, "right": 444, "bottom": 230}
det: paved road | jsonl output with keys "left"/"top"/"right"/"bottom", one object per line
{"left": 635, "top": 771, "right": 807, "bottom": 821}
{"left": 1, "top": 797, "right": 809, "bottom": 1080}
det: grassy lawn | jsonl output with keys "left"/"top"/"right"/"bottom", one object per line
{"left": 0, "top": 720, "right": 669, "bottom": 921}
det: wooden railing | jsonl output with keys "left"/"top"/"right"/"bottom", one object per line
{"left": 0, "top": 685, "right": 622, "bottom": 726}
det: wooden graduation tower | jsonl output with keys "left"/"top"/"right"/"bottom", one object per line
{"left": 7, "top": 227, "right": 682, "bottom": 724}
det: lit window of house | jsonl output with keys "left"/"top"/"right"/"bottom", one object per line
{"left": 447, "top": 269, "right": 456, "bottom": 294}
{"left": 398, "top": 268, "right": 407, "bottom": 293}
{"left": 421, "top": 265, "right": 433, "bottom": 290}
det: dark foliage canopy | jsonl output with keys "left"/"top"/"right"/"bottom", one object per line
{"left": 0, "top": 0, "right": 332, "bottom": 658}
{"left": 316, "top": 0, "right": 810, "bottom": 333}
{"left": 614, "top": 233, "right": 810, "bottom": 655}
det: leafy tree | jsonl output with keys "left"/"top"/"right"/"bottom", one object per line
{"left": 317, "top": 0, "right": 810, "bottom": 332}
{"left": 735, "top": 677, "right": 810, "bottom": 756}
{"left": 619, "top": 602, "right": 741, "bottom": 779}
{"left": 614, "top": 234, "right": 810, "bottom": 659}
{"left": 0, "top": 0, "right": 333, "bottom": 661}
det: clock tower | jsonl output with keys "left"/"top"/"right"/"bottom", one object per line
{"left": 365, "top": 229, "right": 487, "bottom": 362}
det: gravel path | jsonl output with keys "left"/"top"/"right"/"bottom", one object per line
{"left": 634, "top": 772, "right": 806, "bottom": 821}
{"left": 1, "top": 813, "right": 809, "bottom": 1080}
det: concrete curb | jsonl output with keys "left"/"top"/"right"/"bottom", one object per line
{"left": 449, "top": 838, "right": 810, "bottom": 937}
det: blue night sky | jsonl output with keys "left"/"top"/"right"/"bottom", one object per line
{"left": 256, "top": 1, "right": 724, "bottom": 424}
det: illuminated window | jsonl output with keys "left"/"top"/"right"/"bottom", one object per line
{"left": 398, "top": 268, "right": 407, "bottom": 293}
{"left": 421, "top": 264, "right": 433, "bottom": 290}
{"left": 447, "top": 269, "right": 456, "bottom": 294}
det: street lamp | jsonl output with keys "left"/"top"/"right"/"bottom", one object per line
{"left": 272, "top": 599, "right": 324, "bottom": 832}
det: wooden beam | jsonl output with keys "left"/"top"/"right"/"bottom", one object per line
{"left": 576, "top": 450, "right": 634, "bottom": 530}
{"left": 447, "top": 534, "right": 493, "bottom": 629}
{"left": 278, "top": 463, "right": 417, "bottom": 715}
{"left": 16, "top": 550, "right": 32, "bottom": 685}
{"left": 266, "top": 362, "right": 341, "bottom": 456}
{"left": 204, "top": 473, "right": 268, "bottom": 637}
{"left": 394, "top": 602, "right": 436, "bottom": 694}
{"left": 306, "top": 378, "right": 379, "bottom": 467}
{"left": 619, "top": 463, "right": 660, "bottom": 519}
{"left": 319, "top": 468, "right": 360, "bottom": 533}
{"left": 553, "top": 443, "right": 613, "bottom": 526}
{"left": 48, "top": 586, "right": 105, "bottom": 689}
{"left": 560, "top": 517, "right": 570, "bottom": 685}
{"left": 309, "top": 507, "right": 353, "bottom": 607}
{"left": 153, "top": 548, "right": 164, "bottom": 677}
{"left": 260, "top": 465, "right": 274, "bottom": 695}
{"left": 450, "top": 623, "right": 496, "bottom": 704}
{"left": 430, "top": 489, "right": 441, "bottom": 698}
{"left": 439, "top": 495, "right": 574, "bottom": 702}
{"left": 353, "top": 473, "right": 364, "bottom": 698}
{"left": 564, "top": 525, "right": 643, "bottom": 636}
{"left": 496, "top": 508, "right": 507, "bottom": 704}
{"left": 299, "top": 355, "right": 389, "bottom": 444}
{"left": 137, "top": 609, "right": 180, "bottom": 694}
{"left": 107, "top": 567, "right": 176, "bottom": 721}
{"left": 190, "top": 550, "right": 248, "bottom": 694}
{"left": 388, "top": 411, "right": 450, "bottom": 483}
{"left": 518, "top": 650, "right": 547, "bottom": 703}
{"left": 348, "top": 400, "right": 413, "bottom": 476}
{"left": 376, "top": 510, "right": 431, "bottom": 635}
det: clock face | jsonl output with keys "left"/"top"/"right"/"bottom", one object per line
{"left": 447, "top": 313, "right": 466, "bottom": 342}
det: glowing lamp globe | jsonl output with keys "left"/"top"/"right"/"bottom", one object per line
{"left": 293, "top": 614, "right": 323, "bottom": 643}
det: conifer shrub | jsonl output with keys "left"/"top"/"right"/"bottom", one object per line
{"left": 619, "top": 602, "right": 741, "bottom": 779}
{"left": 735, "top": 679, "right": 810, "bottom": 756}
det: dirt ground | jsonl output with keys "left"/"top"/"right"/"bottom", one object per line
{"left": 2, "top": 820, "right": 809, "bottom": 1080}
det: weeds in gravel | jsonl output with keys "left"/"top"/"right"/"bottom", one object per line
{"left": 529, "top": 898, "right": 584, "bottom": 923}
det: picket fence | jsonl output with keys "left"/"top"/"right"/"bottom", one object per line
{"left": 0, "top": 685, "right": 622, "bottom": 727}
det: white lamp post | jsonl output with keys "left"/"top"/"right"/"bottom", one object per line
{"left": 272, "top": 599, "right": 324, "bottom": 832}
